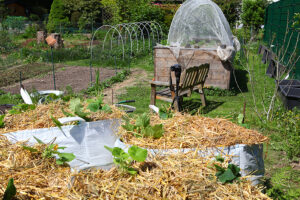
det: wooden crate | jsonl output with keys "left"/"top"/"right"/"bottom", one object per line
{"left": 154, "top": 46, "right": 232, "bottom": 89}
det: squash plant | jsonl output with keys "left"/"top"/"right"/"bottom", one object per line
{"left": 105, "top": 145, "right": 147, "bottom": 175}
{"left": 122, "top": 113, "right": 164, "bottom": 139}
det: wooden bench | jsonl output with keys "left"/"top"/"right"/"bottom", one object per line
{"left": 150, "top": 63, "right": 210, "bottom": 111}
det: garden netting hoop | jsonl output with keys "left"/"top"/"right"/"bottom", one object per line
{"left": 167, "top": 0, "right": 239, "bottom": 60}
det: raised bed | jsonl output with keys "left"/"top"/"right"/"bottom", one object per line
{"left": 154, "top": 46, "right": 232, "bottom": 89}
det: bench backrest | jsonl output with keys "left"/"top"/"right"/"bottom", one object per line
{"left": 180, "top": 63, "right": 210, "bottom": 91}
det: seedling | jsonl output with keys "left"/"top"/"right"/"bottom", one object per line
{"left": 122, "top": 113, "right": 164, "bottom": 139}
{"left": 0, "top": 115, "right": 5, "bottom": 128}
{"left": 22, "top": 137, "right": 75, "bottom": 166}
{"left": 3, "top": 178, "right": 16, "bottom": 200}
{"left": 105, "top": 145, "right": 147, "bottom": 175}
{"left": 8, "top": 104, "right": 36, "bottom": 114}
{"left": 214, "top": 155, "right": 241, "bottom": 184}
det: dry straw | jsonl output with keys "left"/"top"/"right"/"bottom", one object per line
{"left": 118, "top": 113, "right": 268, "bottom": 149}
{"left": 1, "top": 101, "right": 124, "bottom": 134}
{"left": 0, "top": 136, "right": 270, "bottom": 199}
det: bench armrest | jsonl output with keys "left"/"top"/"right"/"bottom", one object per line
{"left": 149, "top": 80, "right": 170, "bottom": 86}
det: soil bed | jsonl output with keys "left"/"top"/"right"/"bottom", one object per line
{"left": 1, "top": 65, "right": 118, "bottom": 94}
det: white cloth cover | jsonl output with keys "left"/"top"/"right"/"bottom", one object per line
{"left": 115, "top": 139, "right": 264, "bottom": 185}
{"left": 4, "top": 119, "right": 120, "bottom": 171}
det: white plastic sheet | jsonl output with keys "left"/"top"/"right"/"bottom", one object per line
{"left": 4, "top": 119, "right": 120, "bottom": 171}
{"left": 115, "top": 139, "right": 264, "bottom": 185}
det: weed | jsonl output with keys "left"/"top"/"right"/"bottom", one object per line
{"left": 105, "top": 145, "right": 147, "bottom": 175}
{"left": 0, "top": 115, "right": 5, "bottom": 128}
{"left": 22, "top": 137, "right": 75, "bottom": 166}
{"left": 3, "top": 178, "right": 16, "bottom": 200}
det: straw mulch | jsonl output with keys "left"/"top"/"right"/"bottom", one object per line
{"left": 0, "top": 136, "right": 270, "bottom": 200}
{"left": 1, "top": 101, "right": 124, "bottom": 134}
{"left": 118, "top": 113, "right": 268, "bottom": 149}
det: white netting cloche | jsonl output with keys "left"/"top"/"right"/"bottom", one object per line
{"left": 168, "top": 0, "right": 235, "bottom": 50}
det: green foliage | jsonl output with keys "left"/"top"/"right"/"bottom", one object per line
{"left": 122, "top": 113, "right": 164, "bottom": 139}
{"left": 3, "top": 178, "right": 16, "bottom": 200}
{"left": 204, "top": 87, "right": 237, "bottom": 97}
{"left": 50, "top": 115, "right": 64, "bottom": 132}
{"left": 22, "top": 137, "right": 76, "bottom": 165}
{"left": 270, "top": 108, "right": 300, "bottom": 160}
{"left": 214, "top": 156, "right": 241, "bottom": 184}
{"left": 241, "top": 0, "right": 268, "bottom": 30}
{"left": 22, "top": 24, "right": 39, "bottom": 39}
{"left": 0, "top": 114, "right": 5, "bottom": 128}
{"left": 87, "top": 95, "right": 112, "bottom": 113}
{"left": 8, "top": 104, "right": 36, "bottom": 115}
{"left": 105, "top": 145, "right": 147, "bottom": 175}
{"left": 0, "top": 0, "right": 9, "bottom": 23}
{"left": 47, "top": 0, "right": 70, "bottom": 32}
{"left": 0, "top": 30, "right": 16, "bottom": 53}
{"left": 86, "top": 70, "right": 130, "bottom": 95}
{"left": 62, "top": 0, "right": 101, "bottom": 30}
{"left": 2, "top": 16, "right": 28, "bottom": 31}
{"left": 101, "top": 0, "right": 165, "bottom": 28}
{"left": 292, "top": 13, "right": 300, "bottom": 30}
{"left": 158, "top": 105, "right": 173, "bottom": 120}
{"left": 212, "top": 0, "right": 242, "bottom": 27}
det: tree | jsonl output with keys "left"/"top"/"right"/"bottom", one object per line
{"left": 0, "top": 0, "right": 9, "bottom": 23}
{"left": 241, "top": 0, "right": 268, "bottom": 30}
{"left": 213, "top": 0, "right": 242, "bottom": 28}
{"left": 47, "top": 0, "right": 70, "bottom": 32}
{"left": 62, "top": 0, "right": 102, "bottom": 30}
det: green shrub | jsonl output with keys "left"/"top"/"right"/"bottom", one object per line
{"left": 47, "top": 0, "right": 70, "bottom": 32}
{"left": 2, "top": 16, "right": 28, "bottom": 32}
{"left": 22, "top": 24, "right": 39, "bottom": 39}
{"left": 241, "top": 0, "right": 268, "bottom": 30}
{"left": 0, "top": 30, "right": 16, "bottom": 53}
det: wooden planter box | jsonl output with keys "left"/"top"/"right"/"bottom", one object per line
{"left": 154, "top": 46, "right": 232, "bottom": 89}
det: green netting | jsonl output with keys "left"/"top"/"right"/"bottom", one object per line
{"left": 264, "top": 0, "right": 300, "bottom": 80}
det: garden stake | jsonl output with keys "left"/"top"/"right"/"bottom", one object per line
{"left": 19, "top": 72, "right": 22, "bottom": 88}
{"left": 112, "top": 89, "right": 114, "bottom": 104}
{"left": 243, "top": 101, "right": 246, "bottom": 124}
{"left": 50, "top": 47, "right": 56, "bottom": 90}
{"left": 114, "top": 55, "right": 117, "bottom": 75}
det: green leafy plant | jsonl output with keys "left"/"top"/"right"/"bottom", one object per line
{"left": 8, "top": 104, "right": 36, "bottom": 114}
{"left": 68, "top": 98, "right": 91, "bottom": 121}
{"left": 0, "top": 115, "right": 5, "bottom": 128}
{"left": 214, "top": 155, "right": 241, "bottom": 184}
{"left": 105, "top": 145, "right": 147, "bottom": 175}
{"left": 22, "top": 137, "right": 75, "bottom": 166}
{"left": 122, "top": 113, "right": 164, "bottom": 139}
{"left": 158, "top": 106, "right": 173, "bottom": 120}
{"left": 87, "top": 96, "right": 112, "bottom": 113}
{"left": 3, "top": 178, "right": 16, "bottom": 200}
